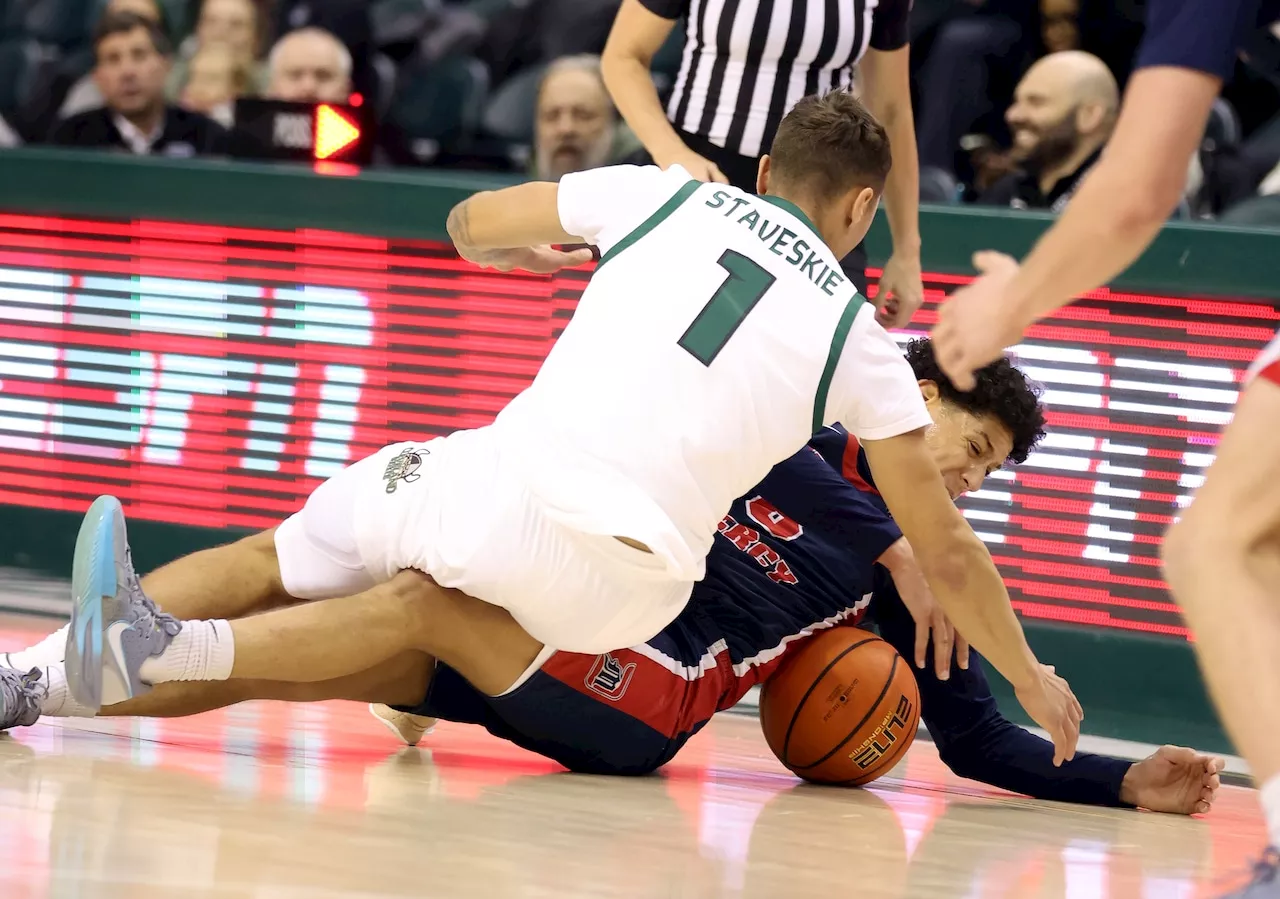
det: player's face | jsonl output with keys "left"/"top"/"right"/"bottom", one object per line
{"left": 919, "top": 381, "right": 1014, "bottom": 501}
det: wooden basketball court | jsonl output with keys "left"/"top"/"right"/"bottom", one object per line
{"left": 0, "top": 612, "right": 1265, "bottom": 898}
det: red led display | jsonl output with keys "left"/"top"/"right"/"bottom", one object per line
{"left": 0, "top": 212, "right": 1275, "bottom": 639}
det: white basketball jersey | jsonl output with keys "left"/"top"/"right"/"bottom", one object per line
{"left": 494, "top": 164, "right": 931, "bottom": 581}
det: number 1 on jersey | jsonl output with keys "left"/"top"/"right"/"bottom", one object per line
{"left": 678, "top": 250, "right": 776, "bottom": 365}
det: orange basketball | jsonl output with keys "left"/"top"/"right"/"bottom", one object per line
{"left": 760, "top": 626, "right": 920, "bottom": 786}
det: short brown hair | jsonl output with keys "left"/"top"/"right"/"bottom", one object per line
{"left": 769, "top": 91, "right": 892, "bottom": 198}
{"left": 94, "top": 10, "right": 172, "bottom": 59}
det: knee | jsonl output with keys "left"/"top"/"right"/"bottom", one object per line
{"left": 237, "top": 528, "right": 289, "bottom": 594}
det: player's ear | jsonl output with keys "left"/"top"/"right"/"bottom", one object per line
{"left": 756, "top": 155, "right": 771, "bottom": 195}
{"left": 918, "top": 379, "right": 942, "bottom": 407}
{"left": 849, "top": 186, "right": 878, "bottom": 224}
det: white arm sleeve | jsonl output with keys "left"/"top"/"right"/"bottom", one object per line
{"left": 828, "top": 305, "right": 934, "bottom": 441}
{"left": 557, "top": 164, "right": 692, "bottom": 256}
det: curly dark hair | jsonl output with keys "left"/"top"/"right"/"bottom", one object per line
{"left": 904, "top": 337, "right": 1046, "bottom": 464}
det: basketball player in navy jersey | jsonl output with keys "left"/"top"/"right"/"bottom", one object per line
{"left": 0, "top": 340, "right": 1222, "bottom": 816}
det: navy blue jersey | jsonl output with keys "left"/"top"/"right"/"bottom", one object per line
{"left": 1135, "top": 0, "right": 1277, "bottom": 79}
{"left": 411, "top": 426, "right": 1134, "bottom": 803}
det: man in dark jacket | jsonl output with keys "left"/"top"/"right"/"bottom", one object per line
{"left": 49, "top": 11, "right": 227, "bottom": 157}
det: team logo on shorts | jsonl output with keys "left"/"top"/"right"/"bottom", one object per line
{"left": 382, "top": 447, "right": 428, "bottom": 494}
{"left": 584, "top": 652, "right": 636, "bottom": 702}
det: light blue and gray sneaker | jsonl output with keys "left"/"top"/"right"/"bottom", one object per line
{"left": 1221, "top": 849, "right": 1280, "bottom": 897}
{"left": 65, "top": 496, "right": 181, "bottom": 713}
{"left": 0, "top": 667, "right": 45, "bottom": 731}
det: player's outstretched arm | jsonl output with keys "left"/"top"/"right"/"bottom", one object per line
{"left": 446, "top": 182, "right": 595, "bottom": 274}
{"left": 862, "top": 428, "right": 1083, "bottom": 764}
{"left": 871, "top": 571, "right": 1223, "bottom": 813}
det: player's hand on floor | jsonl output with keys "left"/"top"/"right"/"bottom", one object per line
{"left": 1119, "top": 745, "right": 1225, "bottom": 815}
{"left": 1014, "top": 663, "right": 1084, "bottom": 766}
{"left": 933, "top": 251, "right": 1025, "bottom": 390}
{"left": 475, "top": 245, "right": 596, "bottom": 274}
{"left": 874, "top": 253, "right": 924, "bottom": 330}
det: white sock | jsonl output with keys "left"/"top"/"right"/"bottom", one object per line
{"left": 4, "top": 624, "right": 70, "bottom": 670}
{"left": 39, "top": 663, "right": 95, "bottom": 718}
{"left": 1260, "top": 774, "right": 1280, "bottom": 848}
{"left": 139, "top": 619, "right": 235, "bottom": 685}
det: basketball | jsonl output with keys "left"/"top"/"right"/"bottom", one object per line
{"left": 760, "top": 627, "right": 921, "bottom": 786}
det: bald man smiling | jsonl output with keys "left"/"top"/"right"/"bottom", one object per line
{"left": 979, "top": 51, "right": 1120, "bottom": 212}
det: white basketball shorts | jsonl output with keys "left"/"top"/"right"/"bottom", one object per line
{"left": 274, "top": 426, "right": 695, "bottom": 654}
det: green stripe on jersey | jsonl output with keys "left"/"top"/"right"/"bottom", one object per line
{"left": 812, "top": 293, "right": 867, "bottom": 434}
{"left": 597, "top": 180, "right": 701, "bottom": 269}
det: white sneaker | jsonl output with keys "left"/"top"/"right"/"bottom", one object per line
{"left": 369, "top": 703, "right": 435, "bottom": 746}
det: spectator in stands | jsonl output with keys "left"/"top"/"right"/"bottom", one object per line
{"left": 266, "top": 27, "right": 352, "bottom": 103}
{"left": 60, "top": 0, "right": 171, "bottom": 120}
{"left": 0, "top": 115, "right": 19, "bottom": 148}
{"left": 180, "top": 44, "right": 252, "bottom": 127}
{"left": 273, "top": 0, "right": 376, "bottom": 109}
{"left": 168, "top": 0, "right": 268, "bottom": 101}
{"left": 49, "top": 13, "right": 228, "bottom": 157}
{"left": 534, "top": 55, "right": 618, "bottom": 181}
{"left": 977, "top": 51, "right": 1118, "bottom": 211}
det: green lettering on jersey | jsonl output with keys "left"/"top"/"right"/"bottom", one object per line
{"left": 812, "top": 293, "right": 867, "bottom": 433}
{"left": 821, "top": 270, "right": 845, "bottom": 296}
{"left": 737, "top": 209, "right": 760, "bottom": 230}
{"left": 799, "top": 251, "right": 822, "bottom": 280}
{"left": 706, "top": 190, "right": 730, "bottom": 209}
{"left": 757, "top": 220, "right": 781, "bottom": 244}
{"left": 679, "top": 250, "right": 776, "bottom": 365}
{"left": 597, "top": 180, "right": 701, "bottom": 270}
{"left": 786, "top": 239, "right": 809, "bottom": 266}
{"left": 770, "top": 228, "right": 795, "bottom": 256}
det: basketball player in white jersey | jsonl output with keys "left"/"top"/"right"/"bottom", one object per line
{"left": 50, "top": 92, "right": 1081, "bottom": 760}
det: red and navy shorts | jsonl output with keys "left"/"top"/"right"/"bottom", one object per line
{"left": 398, "top": 601, "right": 864, "bottom": 775}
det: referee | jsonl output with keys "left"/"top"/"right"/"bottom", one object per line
{"left": 600, "top": 0, "right": 923, "bottom": 329}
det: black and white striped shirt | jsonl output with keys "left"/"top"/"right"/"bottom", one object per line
{"left": 640, "top": 0, "right": 911, "bottom": 159}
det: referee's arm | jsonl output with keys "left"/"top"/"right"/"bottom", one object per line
{"left": 601, "top": 0, "right": 729, "bottom": 183}
{"left": 859, "top": 0, "right": 923, "bottom": 328}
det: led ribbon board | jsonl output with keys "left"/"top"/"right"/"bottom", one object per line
{"left": 0, "top": 213, "right": 1275, "bottom": 638}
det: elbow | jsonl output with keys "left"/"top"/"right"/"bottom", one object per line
{"left": 601, "top": 45, "right": 647, "bottom": 92}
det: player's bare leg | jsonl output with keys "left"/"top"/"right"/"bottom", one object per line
{"left": 93, "top": 651, "right": 433, "bottom": 718}
{"left": 1162, "top": 377, "right": 1280, "bottom": 894}
{"left": 4, "top": 528, "right": 293, "bottom": 672}
{"left": 60, "top": 496, "right": 544, "bottom": 716}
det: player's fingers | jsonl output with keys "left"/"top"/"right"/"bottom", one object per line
{"left": 972, "top": 250, "right": 1014, "bottom": 274}
{"left": 1195, "top": 800, "right": 1211, "bottom": 814}
{"left": 1206, "top": 770, "right": 1221, "bottom": 791}
{"left": 1208, "top": 756, "right": 1226, "bottom": 774}
{"left": 914, "top": 619, "right": 928, "bottom": 670}
{"left": 1051, "top": 726, "right": 1067, "bottom": 767}
{"left": 955, "top": 633, "right": 971, "bottom": 670}
{"left": 933, "top": 617, "right": 953, "bottom": 681}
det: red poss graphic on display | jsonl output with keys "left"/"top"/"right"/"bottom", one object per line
{"left": 0, "top": 213, "right": 1276, "bottom": 639}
